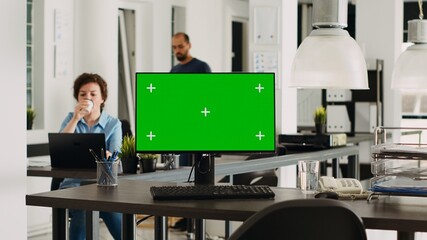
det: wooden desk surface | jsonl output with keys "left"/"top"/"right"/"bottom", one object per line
{"left": 27, "top": 166, "right": 96, "bottom": 179}
{"left": 26, "top": 179, "right": 427, "bottom": 233}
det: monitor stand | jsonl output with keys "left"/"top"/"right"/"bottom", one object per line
{"left": 194, "top": 153, "right": 215, "bottom": 185}
{"left": 193, "top": 153, "right": 215, "bottom": 240}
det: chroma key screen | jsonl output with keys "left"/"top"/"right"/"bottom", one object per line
{"left": 135, "top": 73, "right": 275, "bottom": 153}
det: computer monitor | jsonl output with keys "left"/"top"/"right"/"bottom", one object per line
{"left": 135, "top": 72, "right": 276, "bottom": 184}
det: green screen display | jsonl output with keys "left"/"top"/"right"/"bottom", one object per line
{"left": 135, "top": 73, "right": 275, "bottom": 153}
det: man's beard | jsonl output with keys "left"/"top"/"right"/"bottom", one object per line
{"left": 176, "top": 52, "right": 188, "bottom": 62}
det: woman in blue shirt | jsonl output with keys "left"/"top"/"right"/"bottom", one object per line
{"left": 59, "top": 73, "right": 122, "bottom": 240}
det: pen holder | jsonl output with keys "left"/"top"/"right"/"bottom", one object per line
{"left": 97, "top": 161, "right": 118, "bottom": 186}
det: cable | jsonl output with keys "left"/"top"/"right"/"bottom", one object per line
{"left": 197, "top": 154, "right": 212, "bottom": 175}
{"left": 187, "top": 162, "right": 196, "bottom": 183}
{"left": 419, "top": 0, "right": 424, "bottom": 20}
{"left": 187, "top": 154, "right": 213, "bottom": 182}
{"left": 136, "top": 215, "right": 153, "bottom": 226}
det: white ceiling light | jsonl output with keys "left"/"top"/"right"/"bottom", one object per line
{"left": 290, "top": 0, "right": 368, "bottom": 89}
{"left": 392, "top": 0, "right": 427, "bottom": 89}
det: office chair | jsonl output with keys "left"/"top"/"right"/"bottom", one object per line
{"left": 120, "top": 119, "right": 132, "bottom": 138}
{"left": 219, "top": 151, "right": 284, "bottom": 187}
{"left": 228, "top": 199, "right": 367, "bottom": 240}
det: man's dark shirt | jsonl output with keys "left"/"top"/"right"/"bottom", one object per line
{"left": 170, "top": 58, "right": 211, "bottom": 73}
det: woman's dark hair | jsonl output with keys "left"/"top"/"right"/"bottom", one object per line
{"left": 73, "top": 73, "right": 108, "bottom": 110}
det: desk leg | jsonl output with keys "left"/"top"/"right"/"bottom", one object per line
{"left": 85, "top": 210, "right": 99, "bottom": 240}
{"left": 195, "top": 219, "right": 205, "bottom": 240}
{"left": 397, "top": 231, "right": 415, "bottom": 240}
{"left": 347, "top": 155, "right": 359, "bottom": 179}
{"left": 332, "top": 158, "right": 340, "bottom": 178}
{"left": 122, "top": 213, "right": 135, "bottom": 240}
{"left": 320, "top": 162, "right": 327, "bottom": 176}
{"left": 154, "top": 216, "right": 168, "bottom": 240}
{"left": 52, "top": 208, "right": 67, "bottom": 240}
{"left": 224, "top": 220, "right": 231, "bottom": 239}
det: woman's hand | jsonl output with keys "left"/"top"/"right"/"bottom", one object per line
{"left": 73, "top": 99, "right": 93, "bottom": 120}
{"left": 106, "top": 150, "right": 112, "bottom": 159}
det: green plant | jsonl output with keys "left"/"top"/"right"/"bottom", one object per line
{"left": 313, "top": 106, "right": 326, "bottom": 125}
{"left": 27, "top": 108, "right": 36, "bottom": 121}
{"left": 119, "top": 135, "right": 136, "bottom": 159}
{"left": 138, "top": 153, "right": 160, "bottom": 160}
{"left": 27, "top": 108, "right": 36, "bottom": 130}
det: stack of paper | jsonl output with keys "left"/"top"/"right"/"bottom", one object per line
{"left": 27, "top": 156, "right": 50, "bottom": 167}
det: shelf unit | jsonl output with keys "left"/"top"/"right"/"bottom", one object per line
{"left": 368, "top": 127, "right": 427, "bottom": 201}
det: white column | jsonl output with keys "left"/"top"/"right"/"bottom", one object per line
{"left": 0, "top": 0, "right": 27, "bottom": 238}
{"left": 248, "top": 0, "right": 298, "bottom": 187}
{"left": 278, "top": 0, "right": 298, "bottom": 188}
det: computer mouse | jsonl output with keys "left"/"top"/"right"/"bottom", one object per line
{"left": 314, "top": 191, "right": 339, "bottom": 199}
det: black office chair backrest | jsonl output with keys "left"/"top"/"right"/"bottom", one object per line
{"left": 121, "top": 119, "right": 133, "bottom": 138}
{"left": 232, "top": 153, "right": 279, "bottom": 186}
{"left": 229, "top": 199, "right": 367, "bottom": 240}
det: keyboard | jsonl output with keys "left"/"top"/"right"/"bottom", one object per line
{"left": 150, "top": 185, "right": 275, "bottom": 200}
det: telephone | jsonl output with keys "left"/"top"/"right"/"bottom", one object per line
{"left": 318, "top": 176, "right": 363, "bottom": 194}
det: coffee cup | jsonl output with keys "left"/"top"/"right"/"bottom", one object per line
{"left": 81, "top": 99, "right": 93, "bottom": 114}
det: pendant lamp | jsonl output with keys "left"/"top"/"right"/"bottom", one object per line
{"left": 290, "top": 0, "right": 368, "bottom": 89}
{"left": 392, "top": 0, "right": 427, "bottom": 89}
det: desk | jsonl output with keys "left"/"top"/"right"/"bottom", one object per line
{"left": 26, "top": 146, "right": 361, "bottom": 239}
{"left": 27, "top": 166, "right": 97, "bottom": 179}
{"left": 26, "top": 179, "right": 427, "bottom": 240}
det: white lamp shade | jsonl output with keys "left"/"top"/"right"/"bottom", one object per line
{"left": 392, "top": 44, "right": 427, "bottom": 89}
{"left": 290, "top": 28, "right": 368, "bottom": 89}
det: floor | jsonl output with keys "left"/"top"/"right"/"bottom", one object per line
{"left": 28, "top": 217, "right": 190, "bottom": 240}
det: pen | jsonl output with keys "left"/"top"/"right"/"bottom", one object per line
{"left": 112, "top": 150, "right": 118, "bottom": 160}
{"left": 101, "top": 148, "right": 105, "bottom": 161}
{"left": 89, "top": 148, "right": 101, "bottom": 162}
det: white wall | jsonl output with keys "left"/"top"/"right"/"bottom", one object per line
{"left": 28, "top": 0, "right": 76, "bottom": 144}
{"left": 356, "top": 0, "right": 403, "bottom": 130}
{"left": 356, "top": 1, "right": 403, "bottom": 239}
{"left": 0, "top": 0, "right": 27, "bottom": 239}
{"left": 44, "top": 0, "right": 76, "bottom": 132}
{"left": 223, "top": 0, "right": 250, "bottom": 72}
{"left": 75, "top": 0, "right": 119, "bottom": 116}
{"left": 152, "top": 0, "right": 174, "bottom": 71}
{"left": 186, "top": 0, "right": 226, "bottom": 72}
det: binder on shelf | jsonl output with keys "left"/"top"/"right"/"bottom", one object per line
{"left": 278, "top": 133, "right": 347, "bottom": 148}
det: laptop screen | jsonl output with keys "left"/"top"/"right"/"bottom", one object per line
{"left": 48, "top": 133, "right": 106, "bottom": 169}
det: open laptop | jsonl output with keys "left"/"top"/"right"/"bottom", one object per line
{"left": 48, "top": 133, "right": 106, "bottom": 169}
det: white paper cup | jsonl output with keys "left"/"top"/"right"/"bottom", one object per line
{"left": 85, "top": 99, "right": 94, "bottom": 113}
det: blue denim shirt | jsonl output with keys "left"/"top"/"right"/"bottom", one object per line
{"left": 59, "top": 111, "right": 122, "bottom": 189}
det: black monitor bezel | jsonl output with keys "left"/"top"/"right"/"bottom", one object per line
{"left": 134, "top": 72, "right": 276, "bottom": 154}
